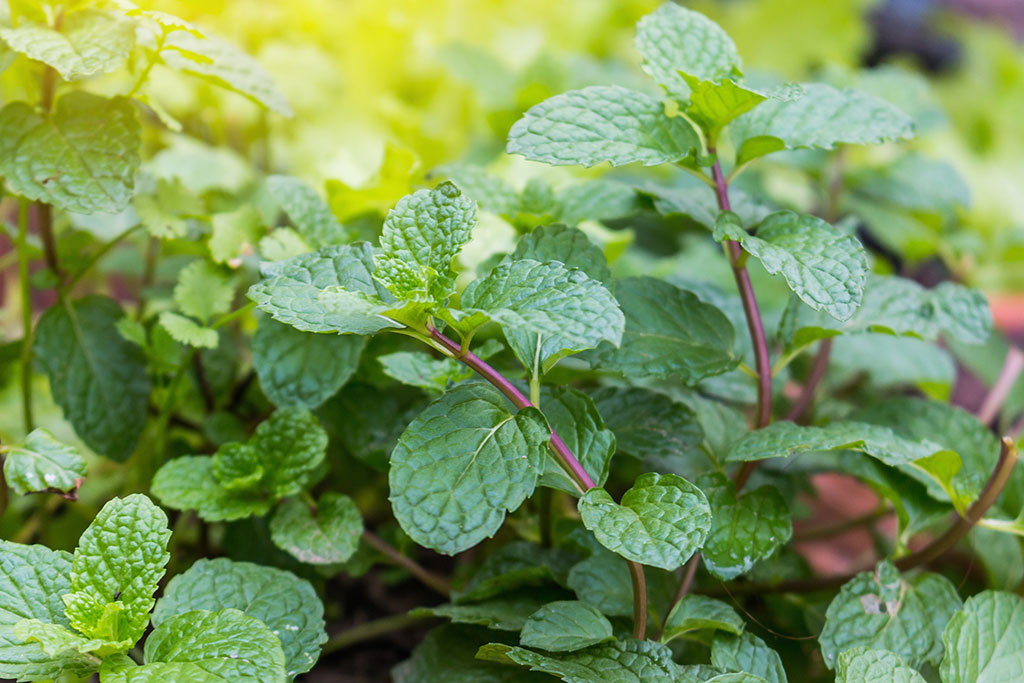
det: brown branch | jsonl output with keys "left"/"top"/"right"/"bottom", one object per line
{"left": 628, "top": 560, "right": 648, "bottom": 639}
{"left": 976, "top": 346, "right": 1024, "bottom": 426}
{"left": 321, "top": 612, "right": 433, "bottom": 655}
{"left": 785, "top": 338, "right": 833, "bottom": 423}
{"left": 655, "top": 554, "right": 700, "bottom": 641}
{"left": 361, "top": 529, "right": 451, "bottom": 597}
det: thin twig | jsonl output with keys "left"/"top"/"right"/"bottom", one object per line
{"left": 792, "top": 506, "right": 890, "bottom": 542}
{"left": 61, "top": 223, "right": 143, "bottom": 292}
{"left": 192, "top": 353, "right": 215, "bottom": 412}
{"left": 321, "top": 612, "right": 433, "bottom": 655}
{"left": 655, "top": 554, "right": 700, "bottom": 641}
{"left": 628, "top": 560, "right": 648, "bottom": 639}
{"left": 976, "top": 346, "right": 1024, "bottom": 426}
{"left": 362, "top": 529, "right": 451, "bottom": 596}
{"left": 16, "top": 200, "right": 34, "bottom": 433}
{"left": 785, "top": 338, "right": 834, "bottom": 423}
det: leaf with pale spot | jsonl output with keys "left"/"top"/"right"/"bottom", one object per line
{"left": 2, "top": 428, "right": 86, "bottom": 496}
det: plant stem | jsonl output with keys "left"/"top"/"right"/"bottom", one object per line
{"left": 426, "top": 322, "right": 649, "bottom": 639}
{"left": 362, "top": 529, "right": 451, "bottom": 596}
{"left": 655, "top": 554, "right": 700, "bottom": 641}
{"left": 152, "top": 349, "right": 196, "bottom": 472}
{"left": 976, "top": 346, "right": 1024, "bottom": 426}
{"left": 321, "top": 612, "right": 432, "bottom": 655}
{"left": 705, "top": 438, "right": 1018, "bottom": 598}
{"left": 785, "top": 338, "right": 833, "bottom": 423}
{"left": 711, "top": 160, "right": 771, "bottom": 432}
{"left": 16, "top": 200, "right": 34, "bottom": 433}
{"left": 61, "top": 223, "right": 143, "bottom": 292}
{"left": 792, "top": 505, "right": 890, "bottom": 542}
{"left": 212, "top": 301, "right": 254, "bottom": 329}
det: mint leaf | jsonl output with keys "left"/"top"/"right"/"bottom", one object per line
{"left": 152, "top": 456, "right": 272, "bottom": 522}
{"left": 34, "top": 296, "right": 150, "bottom": 461}
{"left": 507, "top": 86, "right": 700, "bottom": 168}
{"left": 252, "top": 317, "right": 363, "bottom": 409}
{"left": 270, "top": 493, "right": 363, "bottom": 565}
{"left": 158, "top": 311, "right": 219, "bottom": 349}
{"left": 510, "top": 224, "right": 612, "bottom": 285}
{"left": 153, "top": 558, "right": 326, "bottom": 678}
{"left": 160, "top": 31, "right": 291, "bottom": 115}
{"left": 143, "top": 609, "right": 288, "bottom": 682}
{"left": 712, "top": 632, "right": 787, "bottom": 683}
{"left": 433, "top": 164, "right": 520, "bottom": 217}
{"left": 850, "top": 276, "right": 991, "bottom": 344}
{"left": 567, "top": 548, "right": 634, "bottom": 618}
{"left": 375, "top": 181, "right": 476, "bottom": 302}
{"left": 265, "top": 175, "right": 348, "bottom": 247}
{"left": 556, "top": 181, "right": 639, "bottom": 227}
{"left": 251, "top": 408, "right": 329, "bottom": 497}
{"left": 819, "top": 560, "right": 961, "bottom": 669}
{"left": 519, "top": 601, "right": 613, "bottom": 652}
{"left": 208, "top": 205, "right": 263, "bottom": 264}
{"left": 835, "top": 648, "right": 926, "bottom": 683}
{"left": 13, "top": 619, "right": 124, "bottom": 658}
{"left": 0, "top": 9, "right": 133, "bottom": 79}
{"left": 660, "top": 595, "right": 744, "bottom": 644}
{"left": 634, "top": 3, "right": 741, "bottom": 101}
{"left": 726, "top": 421, "right": 961, "bottom": 501}
{"left": 700, "top": 473, "right": 792, "bottom": 580}
{"left": 63, "top": 495, "right": 171, "bottom": 646}
{"left": 477, "top": 639, "right": 680, "bottom": 682}
{"left": 587, "top": 277, "right": 737, "bottom": 383}
{"left": 378, "top": 351, "right": 472, "bottom": 393}
{"left": 578, "top": 472, "right": 711, "bottom": 570}
{"left": 415, "top": 588, "right": 570, "bottom": 632}
{"left": 537, "top": 386, "right": 615, "bottom": 496}
{"left": 590, "top": 386, "right": 703, "bottom": 461}
{"left": 248, "top": 243, "right": 401, "bottom": 335}
{"left": 647, "top": 183, "right": 773, "bottom": 232}
{"left": 460, "top": 259, "right": 623, "bottom": 374}
{"left": 389, "top": 383, "right": 550, "bottom": 554}
{"left": 393, "top": 624, "right": 537, "bottom": 683}
{"left": 940, "top": 591, "right": 1024, "bottom": 682}
{"left": 173, "top": 260, "right": 234, "bottom": 324}
{"left": 454, "top": 541, "right": 577, "bottom": 604}
{"left": 2, "top": 428, "right": 86, "bottom": 496}
{"left": 715, "top": 211, "right": 868, "bottom": 321}
{"left": 99, "top": 660, "right": 225, "bottom": 683}
{"left": 730, "top": 83, "right": 914, "bottom": 165}
{"left": 683, "top": 78, "right": 767, "bottom": 137}
{"left": 0, "top": 93, "right": 140, "bottom": 213}
{"left": 0, "top": 541, "right": 95, "bottom": 681}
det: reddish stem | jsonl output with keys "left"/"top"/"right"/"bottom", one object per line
{"left": 785, "top": 338, "right": 833, "bottom": 423}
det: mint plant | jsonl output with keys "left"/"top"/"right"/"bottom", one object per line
{"left": 1, "top": 1, "right": 1023, "bottom": 681}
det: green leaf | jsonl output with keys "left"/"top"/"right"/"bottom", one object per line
{"left": 731, "top": 84, "right": 914, "bottom": 165}
{"left": 378, "top": 351, "right": 472, "bottom": 393}
{"left": 393, "top": 625, "right": 544, "bottom": 683}
{"left": 250, "top": 408, "right": 329, "bottom": 497}
{"left": 819, "top": 560, "right": 961, "bottom": 669}
{"left": 159, "top": 31, "right": 291, "bottom": 115}
{"left": 2, "top": 428, "right": 86, "bottom": 496}
{"left": 173, "top": 260, "right": 234, "bottom": 324}
{"left": 0, "top": 9, "right": 133, "bottom": 79}
{"left": 712, "top": 632, "right": 787, "bottom": 683}
{"left": 158, "top": 311, "right": 218, "bottom": 349}
{"left": 725, "top": 421, "right": 961, "bottom": 501}
{"left": 510, "top": 224, "right": 612, "bottom": 285}
{"left": 252, "top": 317, "right": 363, "bottom": 409}
{"left": 208, "top": 205, "right": 263, "bottom": 265}
{"left": 566, "top": 549, "right": 633, "bottom": 618}
{"left": 270, "top": 493, "right": 363, "bottom": 565}
{"left": 556, "top": 182, "right": 639, "bottom": 227}
{"left": 477, "top": 639, "right": 680, "bottom": 682}
{"left": 99, "top": 659, "right": 226, "bottom": 683}
{"left": 432, "top": 164, "right": 520, "bottom": 217}
{"left": 265, "top": 175, "right": 347, "bottom": 247}
{"left": 152, "top": 456, "right": 272, "bottom": 522}
{"left": 507, "top": 86, "right": 701, "bottom": 168}
{"left": 700, "top": 473, "right": 792, "bottom": 580}
{"left": 153, "top": 558, "right": 326, "bottom": 678}
{"left": 375, "top": 181, "right": 477, "bottom": 302}
{"left": 660, "top": 595, "right": 744, "bottom": 644}
{"left": 0, "top": 93, "right": 140, "bottom": 213}
{"left": 460, "top": 259, "right": 623, "bottom": 374}
{"left": 578, "top": 472, "right": 711, "bottom": 570}
{"left": 537, "top": 386, "right": 615, "bottom": 496}
{"left": 62, "top": 495, "right": 169, "bottom": 647}
{"left": 413, "top": 589, "right": 570, "bottom": 632}
{"left": 519, "top": 601, "right": 613, "bottom": 653}
{"left": 682, "top": 78, "right": 767, "bottom": 138}
{"left": 646, "top": 182, "right": 773, "bottom": 231}
{"left": 143, "top": 609, "right": 287, "bottom": 682}
{"left": 715, "top": 211, "right": 868, "bottom": 322}
{"left": 0, "top": 541, "right": 97, "bottom": 681}
{"left": 590, "top": 386, "right": 703, "bottom": 461}
{"left": 940, "top": 591, "right": 1024, "bottom": 682}
{"left": 247, "top": 243, "right": 401, "bottom": 335}
{"left": 259, "top": 228, "right": 310, "bottom": 262}
{"left": 13, "top": 619, "right": 126, "bottom": 658}
{"left": 34, "top": 296, "right": 150, "bottom": 461}
{"left": 389, "top": 383, "right": 550, "bottom": 554}
{"left": 835, "top": 648, "right": 926, "bottom": 683}
{"left": 587, "top": 277, "right": 737, "bottom": 383}
{"left": 634, "top": 3, "right": 741, "bottom": 101}
{"left": 455, "top": 541, "right": 577, "bottom": 604}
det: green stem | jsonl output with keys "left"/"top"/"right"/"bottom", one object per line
{"left": 61, "top": 223, "right": 143, "bottom": 292}
{"left": 152, "top": 349, "right": 197, "bottom": 470}
{"left": 126, "top": 33, "right": 166, "bottom": 98}
{"left": 212, "top": 302, "right": 254, "bottom": 329}
{"left": 321, "top": 612, "right": 432, "bottom": 655}
{"left": 361, "top": 529, "right": 451, "bottom": 596}
{"left": 16, "top": 200, "right": 34, "bottom": 433}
